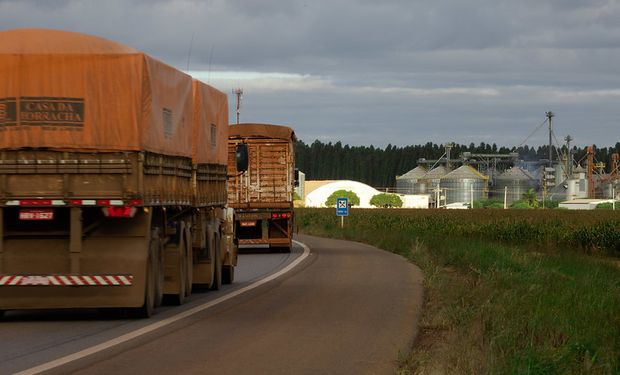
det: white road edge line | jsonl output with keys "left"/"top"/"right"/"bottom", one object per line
{"left": 16, "top": 240, "right": 311, "bottom": 375}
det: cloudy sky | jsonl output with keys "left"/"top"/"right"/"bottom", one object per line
{"left": 1, "top": 0, "right": 619, "bottom": 148}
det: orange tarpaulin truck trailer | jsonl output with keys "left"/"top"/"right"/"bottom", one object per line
{"left": 227, "top": 124, "right": 296, "bottom": 252}
{"left": 0, "top": 29, "right": 236, "bottom": 318}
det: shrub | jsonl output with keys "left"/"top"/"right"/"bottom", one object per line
{"left": 510, "top": 200, "right": 535, "bottom": 209}
{"left": 596, "top": 202, "right": 617, "bottom": 210}
{"left": 473, "top": 199, "right": 505, "bottom": 209}
{"left": 370, "top": 193, "right": 403, "bottom": 208}
{"left": 324, "top": 190, "right": 360, "bottom": 207}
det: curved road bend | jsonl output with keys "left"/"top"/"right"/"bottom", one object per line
{"left": 20, "top": 235, "right": 424, "bottom": 375}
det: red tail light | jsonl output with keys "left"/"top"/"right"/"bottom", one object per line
{"left": 102, "top": 206, "right": 137, "bottom": 218}
{"left": 271, "top": 212, "right": 291, "bottom": 219}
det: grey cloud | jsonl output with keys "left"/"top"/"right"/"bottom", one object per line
{"left": 0, "top": 0, "right": 619, "bottom": 147}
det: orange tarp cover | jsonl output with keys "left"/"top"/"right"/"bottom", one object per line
{"left": 0, "top": 29, "right": 194, "bottom": 158}
{"left": 192, "top": 81, "right": 228, "bottom": 165}
{"left": 229, "top": 123, "right": 296, "bottom": 142}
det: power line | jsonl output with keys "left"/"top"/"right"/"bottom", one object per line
{"left": 517, "top": 118, "right": 548, "bottom": 147}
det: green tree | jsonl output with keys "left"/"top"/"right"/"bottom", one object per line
{"left": 521, "top": 188, "right": 539, "bottom": 208}
{"left": 370, "top": 193, "right": 403, "bottom": 208}
{"left": 325, "top": 190, "right": 360, "bottom": 207}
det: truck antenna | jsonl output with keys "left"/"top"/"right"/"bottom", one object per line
{"left": 233, "top": 88, "right": 243, "bottom": 124}
{"left": 186, "top": 31, "right": 195, "bottom": 73}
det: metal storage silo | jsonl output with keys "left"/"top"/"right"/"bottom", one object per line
{"left": 440, "top": 165, "right": 488, "bottom": 204}
{"left": 420, "top": 165, "right": 449, "bottom": 194}
{"left": 494, "top": 167, "right": 537, "bottom": 204}
{"left": 395, "top": 166, "right": 427, "bottom": 194}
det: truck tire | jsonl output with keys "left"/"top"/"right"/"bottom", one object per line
{"left": 271, "top": 245, "right": 291, "bottom": 253}
{"left": 0, "top": 310, "right": 5, "bottom": 320}
{"left": 169, "top": 222, "right": 188, "bottom": 305}
{"left": 153, "top": 228, "right": 164, "bottom": 307}
{"left": 222, "top": 265, "right": 235, "bottom": 284}
{"left": 184, "top": 224, "right": 193, "bottom": 297}
{"left": 131, "top": 229, "right": 162, "bottom": 318}
{"left": 210, "top": 233, "right": 222, "bottom": 291}
{"left": 132, "top": 251, "right": 156, "bottom": 318}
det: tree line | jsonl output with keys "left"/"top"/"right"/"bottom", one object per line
{"left": 295, "top": 140, "right": 620, "bottom": 189}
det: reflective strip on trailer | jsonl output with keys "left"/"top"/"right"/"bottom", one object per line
{"left": 3, "top": 199, "right": 143, "bottom": 207}
{"left": 70, "top": 199, "right": 97, "bottom": 206}
{"left": 0, "top": 275, "right": 134, "bottom": 286}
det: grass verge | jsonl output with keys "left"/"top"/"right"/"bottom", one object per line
{"left": 295, "top": 208, "right": 620, "bottom": 374}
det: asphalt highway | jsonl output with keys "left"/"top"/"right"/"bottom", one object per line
{"left": 1, "top": 235, "right": 423, "bottom": 375}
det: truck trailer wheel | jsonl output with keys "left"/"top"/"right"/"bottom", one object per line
{"left": 131, "top": 230, "right": 162, "bottom": 318}
{"left": 166, "top": 222, "right": 188, "bottom": 305}
{"left": 222, "top": 265, "right": 235, "bottom": 284}
{"left": 210, "top": 233, "right": 222, "bottom": 291}
{"left": 271, "top": 245, "right": 291, "bottom": 253}
{"left": 184, "top": 224, "right": 193, "bottom": 297}
{"left": 132, "top": 251, "right": 157, "bottom": 318}
{"left": 153, "top": 228, "right": 164, "bottom": 307}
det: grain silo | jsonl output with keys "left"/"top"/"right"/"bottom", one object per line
{"left": 419, "top": 165, "right": 449, "bottom": 194}
{"left": 395, "top": 166, "right": 427, "bottom": 194}
{"left": 440, "top": 165, "right": 488, "bottom": 204}
{"left": 494, "top": 167, "right": 538, "bottom": 204}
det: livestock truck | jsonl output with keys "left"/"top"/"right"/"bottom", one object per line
{"left": 227, "top": 124, "right": 296, "bottom": 252}
{"left": 0, "top": 29, "right": 237, "bottom": 318}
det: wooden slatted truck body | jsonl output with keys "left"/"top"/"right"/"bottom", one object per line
{"left": 227, "top": 124, "right": 296, "bottom": 251}
{"left": 0, "top": 29, "right": 236, "bottom": 318}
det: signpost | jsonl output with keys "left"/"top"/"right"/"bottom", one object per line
{"left": 336, "top": 197, "right": 349, "bottom": 228}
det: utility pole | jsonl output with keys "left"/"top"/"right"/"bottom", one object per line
{"left": 565, "top": 135, "right": 573, "bottom": 177}
{"left": 546, "top": 111, "right": 554, "bottom": 168}
{"left": 233, "top": 88, "right": 243, "bottom": 124}
{"left": 445, "top": 142, "right": 454, "bottom": 170}
{"left": 587, "top": 145, "right": 595, "bottom": 198}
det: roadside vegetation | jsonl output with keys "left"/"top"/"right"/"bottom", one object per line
{"left": 370, "top": 193, "right": 403, "bottom": 208}
{"left": 324, "top": 190, "right": 360, "bottom": 207}
{"left": 295, "top": 208, "right": 620, "bottom": 374}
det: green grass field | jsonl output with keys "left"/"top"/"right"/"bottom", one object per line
{"left": 295, "top": 208, "right": 620, "bottom": 374}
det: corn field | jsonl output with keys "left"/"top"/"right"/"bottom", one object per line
{"left": 296, "top": 208, "right": 620, "bottom": 255}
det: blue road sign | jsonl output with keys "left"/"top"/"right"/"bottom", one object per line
{"left": 336, "top": 197, "right": 349, "bottom": 216}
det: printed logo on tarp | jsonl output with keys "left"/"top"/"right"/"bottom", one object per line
{"left": 0, "top": 97, "right": 84, "bottom": 132}
{"left": 0, "top": 98, "right": 17, "bottom": 128}
{"left": 19, "top": 97, "right": 85, "bottom": 130}
{"left": 163, "top": 108, "right": 173, "bottom": 139}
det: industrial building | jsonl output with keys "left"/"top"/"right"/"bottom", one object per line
{"left": 441, "top": 165, "right": 489, "bottom": 205}
{"left": 494, "top": 167, "right": 538, "bottom": 205}
{"left": 395, "top": 166, "right": 427, "bottom": 194}
{"left": 391, "top": 140, "right": 618, "bottom": 209}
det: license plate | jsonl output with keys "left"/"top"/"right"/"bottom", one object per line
{"left": 19, "top": 209, "right": 54, "bottom": 220}
{"left": 239, "top": 221, "right": 257, "bottom": 227}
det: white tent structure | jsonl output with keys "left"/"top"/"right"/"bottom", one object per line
{"left": 304, "top": 180, "right": 430, "bottom": 208}
{"left": 305, "top": 180, "right": 380, "bottom": 208}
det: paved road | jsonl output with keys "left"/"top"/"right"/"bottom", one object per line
{"left": 2, "top": 235, "right": 424, "bottom": 375}
{"left": 0, "top": 247, "right": 301, "bottom": 374}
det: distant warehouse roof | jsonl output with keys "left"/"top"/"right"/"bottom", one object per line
{"left": 229, "top": 123, "right": 296, "bottom": 142}
{"left": 558, "top": 199, "right": 614, "bottom": 210}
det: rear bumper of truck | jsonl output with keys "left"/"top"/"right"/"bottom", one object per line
{"left": 0, "top": 207, "right": 150, "bottom": 311}
{"left": 0, "top": 236, "right": 149, "bottom": 310}
{"left": 235, "top": 210, "right": 293, "bottom": 248}
{"left": 0, "top": 279, "right": 144, "bottom": 310}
